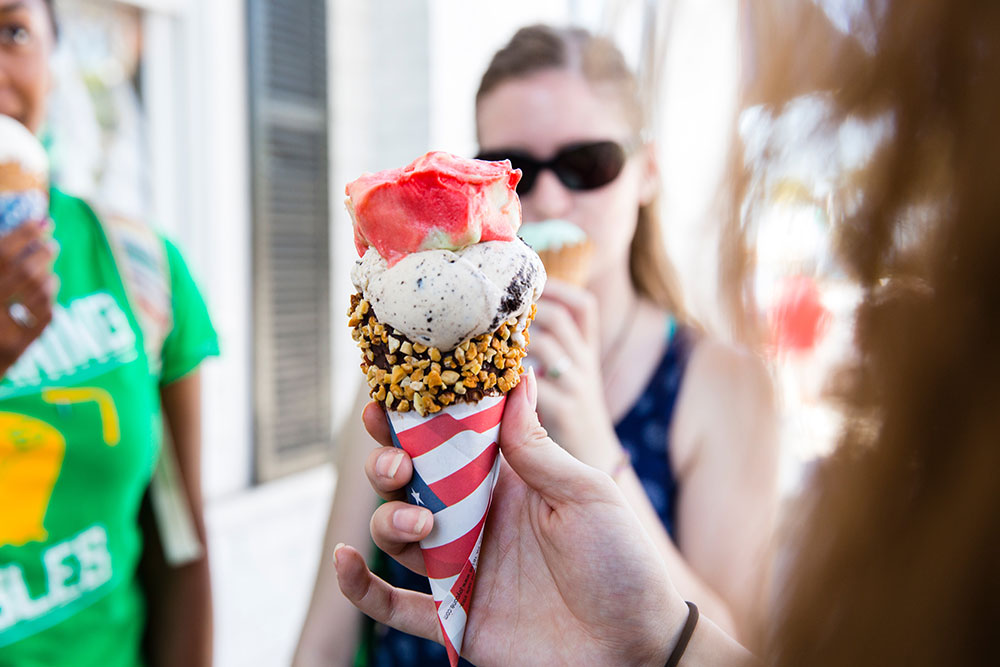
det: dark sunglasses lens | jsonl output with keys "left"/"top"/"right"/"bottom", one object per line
{"left": 554, "top": 141, "right": 627, "bottom": 190}
{"left": 475, "top": 152, "right": 539, "bottom": 195}
{"left": 514, "top": 167, "right": 539, "bottom": 195}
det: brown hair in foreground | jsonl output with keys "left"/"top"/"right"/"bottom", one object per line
{"left": 477, "top": 25, "right": 688, "bottom": 322}
{"left": 748, "top": 1, "right": 1000, "bottom": 664}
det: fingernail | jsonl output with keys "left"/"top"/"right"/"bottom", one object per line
{"left": 376, "top": 450, "right": 404, "bottom": 478}
{"left": 333, "top": 542, "right": 345, "bottom": 566}
{"left": 392, "top": 507, "right": 428, "bottom": 535}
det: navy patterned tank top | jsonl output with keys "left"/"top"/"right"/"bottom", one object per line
{"left": 364, "top": 321, "right": 693, "bottom": 667}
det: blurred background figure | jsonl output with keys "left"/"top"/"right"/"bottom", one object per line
{"left": 0, "top": 0, "right": 217, "bottom": 664}
{"left": 19, "top": 1, "right": 866, "bottom": 665}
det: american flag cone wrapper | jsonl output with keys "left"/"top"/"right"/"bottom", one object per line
{"left": 386, "top": 394, "right": 506, "bottom": 667}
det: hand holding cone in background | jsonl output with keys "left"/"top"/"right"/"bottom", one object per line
{"left": 346, "top": 151, "right": 545, "bottom": 665}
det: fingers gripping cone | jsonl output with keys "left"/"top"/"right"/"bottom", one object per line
{"left": 386, "top": 394, "right": 506, "bottom": 667}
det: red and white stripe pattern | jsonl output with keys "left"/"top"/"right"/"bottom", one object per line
{"left": 387, "top": 394, "right": 506, "bottom": 667}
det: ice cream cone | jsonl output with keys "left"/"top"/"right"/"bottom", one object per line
{"left": 519, "top": 219, "right": 593, "bottom": 286}
{"left": 0, "top": 115, "right": 48, "bottom": 235}
{"left": 534, "top": 241, "right": 594, "bottom": 286}
{"left": 346, "top": 152, "right": 544, "bottom": 664}
{"left": 385, "top": 394, "right": 506, "bottom": 667}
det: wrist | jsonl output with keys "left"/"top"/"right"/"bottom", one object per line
{"left": 636, "top": 596, "right": 695, "bottom": 667}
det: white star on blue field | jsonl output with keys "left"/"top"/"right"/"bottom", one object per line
{"left": 398, "top": 448, "right": 446, "bottom": 514}
{"left": 390, "top": 442, "right": 446, "bottom": 511}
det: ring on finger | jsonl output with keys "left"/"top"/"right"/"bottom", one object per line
{"left": 7, "top": 302, "right": 36, "bottom": 329}
{"left": 545, "top": 356, "right": 571, "bottom": 380}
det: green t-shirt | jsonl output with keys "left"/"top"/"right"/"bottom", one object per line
{"left": 0, "top": 190, "right": 219, "bottom": 666}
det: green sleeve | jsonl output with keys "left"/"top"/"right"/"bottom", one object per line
{"left": 159, "top": 239, "right": 220, "bottom": 385}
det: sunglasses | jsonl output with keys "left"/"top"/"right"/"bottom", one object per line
{"left": 475, "top": 140, "right": 632, "bottom": 196}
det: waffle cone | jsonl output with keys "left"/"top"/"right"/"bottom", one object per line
{"left": 349, "top": 293, "right": 534, "bottom": 414}
{"left": 534, "top": 239, "right": 594, "bottom": 286}
{"left": 0, "top": 163, "right": 46, "bottom": 192}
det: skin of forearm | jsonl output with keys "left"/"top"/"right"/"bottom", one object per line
{"left": 561, "top": 423, "right": 742, "bottom": 637}
{"left": 673, "top": 426, "right": 779, "bottom": 648}
{"left": 615, "top": 468, "right": 739, "bottom": 638}
{"left": 146, "top": 558, "right": 213, "bottom": 666}
{"left": 666, "top": 344, "right": 780, "bottom": 649}
{"left": 293, "top": 490, "right": 370, "bottom": 666}
{"left": 152, "top": 375, "right": 213, "bottom": 666}
{"left": 294, "top": 396, "right": 380, "bottom": 666}
{"left": 672, "top": 614, "right": 757, "bottom": 667}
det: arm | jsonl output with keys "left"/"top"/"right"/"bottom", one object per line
{"left": 529, "top": 286, "right": 748, "bottom": 636}
{"left": 0, "top": 220, "right": 57, "bottom": 377}
{"left": 143, "top": 372, "right": 213, "bottom": 666}
{"left": 612, "top": 459, "right": 742, "bottom": 636}
{"left": 336, "top": 373, "right": 757, "bottom": 667}
{"left": 293, "top": 385, "right": 382, "bottom": 666}
{"left": 670, "top": 340, "right": 780, "bottom": 647}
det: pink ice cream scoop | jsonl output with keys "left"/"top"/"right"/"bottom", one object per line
{"left": 346, "top": 151, "right": 522, "bottom": 266}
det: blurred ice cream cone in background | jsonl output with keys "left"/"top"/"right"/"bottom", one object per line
{"left": 518, "top": 219, "right": 593, "bottom": 286}
{"left": 0, "top": 115, "right": 49, "bottom": 235}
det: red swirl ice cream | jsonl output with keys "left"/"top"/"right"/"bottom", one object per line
{"left": 349, "top": 151, "right": 544, "bottom": 356}
{"left": 347, "top": 150, "right": 522, "bottom": 265}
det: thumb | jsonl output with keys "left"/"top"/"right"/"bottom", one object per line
{"left": 499, "top": 369, "right": 602, "bottom": 504}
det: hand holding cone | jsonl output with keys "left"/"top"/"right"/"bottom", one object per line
{"left": 335, "top": 373, "right": 689, "bottom": 667}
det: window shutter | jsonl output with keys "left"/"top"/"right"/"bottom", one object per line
{"left": 249, "top": 0, "right": 331, "bottom": 481}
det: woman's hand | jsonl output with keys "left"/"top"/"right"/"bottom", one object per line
{"left": 0, "top": 219, "right": 58, "bottom": 375}
{"left": 333, "top": 372, "right": 686, "bottom": 667}
{"left": 528, "top": 280, "right": 622, "bottom": 472}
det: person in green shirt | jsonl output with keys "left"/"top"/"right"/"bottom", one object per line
{"left": 0, "top": 1, "right": 218, "bottom": 665}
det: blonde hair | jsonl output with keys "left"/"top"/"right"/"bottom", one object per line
{"left": 477, "top": 25, "right": 687, "bottom": 319}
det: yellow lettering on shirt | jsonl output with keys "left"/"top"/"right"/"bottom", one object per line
{"left": 0, "top": 525, "right": 113, "bottom": 634}
{"left": 0, "top": 415, "right": 65, "bottom": 548}
{"left": 42, "top": 388, "right": 121, "bottom": 446}
{"left": 0, "top": 389, "right": 119, "bottom": 548}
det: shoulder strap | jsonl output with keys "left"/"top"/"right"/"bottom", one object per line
{"left": 99, "top": 210, "right": 202, "bottom": 567}
{"left": 99, "top": 212, "right": 173, "bottom": 375}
